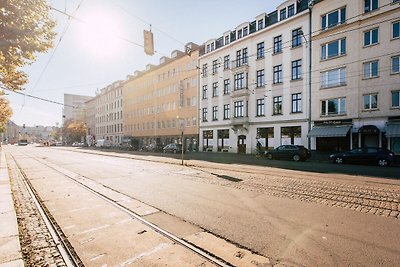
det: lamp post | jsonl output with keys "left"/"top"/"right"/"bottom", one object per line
{"left": 177, "top": 116, "right": 185, "bottom": 165}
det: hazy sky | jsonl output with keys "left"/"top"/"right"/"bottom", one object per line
{"left": 7, "top": 0, "right": 282, "bottom": 127}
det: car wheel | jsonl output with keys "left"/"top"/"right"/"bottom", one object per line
{"left": 335, "top": 157, "right": 343, "bottom": 164}
{"left": 377, "top": 158, "right": 388, "bottom": 167}
{"left": 266, "top": 153, "right": 273, "bottom": 160}
{"left": 293, "top": 154, "right": 301, "bottom": 162}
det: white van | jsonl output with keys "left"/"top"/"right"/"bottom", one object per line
{"left": 95, "top": 139, "right": 111, "bottom": 148}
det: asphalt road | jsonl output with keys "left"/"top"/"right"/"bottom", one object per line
{"left": 5, "top": 145, "right": 400, "bottom": 266}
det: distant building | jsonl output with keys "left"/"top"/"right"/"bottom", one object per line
{"left": 123, "top": 43, "right": 202, "bottom": 151}
{"left": 84, "top": 97, "right": 96, "bottom": 145}
{"left": 63, "top": 94, "right": 93, "bottom": 124}
{"left": 94, "top": 81, "right": 124, "bottom": 145}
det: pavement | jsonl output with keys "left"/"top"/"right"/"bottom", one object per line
{"left": 0, "top": 149, "right": 23, "bottom": 267}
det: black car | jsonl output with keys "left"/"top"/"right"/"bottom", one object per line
{"left": 329, "top": 147, "right": 395, "bottom": 167}
{"left": 163, "top": 143, "right": 182, "bottom": 154}
{"left": 265, "top": 145, "right": 311, "bottom": 161}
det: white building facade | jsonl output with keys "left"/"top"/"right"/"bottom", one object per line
{"left": 199, "top": 0, "right": 310, "bottom": 154}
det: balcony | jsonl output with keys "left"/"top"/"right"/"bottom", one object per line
{"left": 231, "top": 59, "right": 249, "bottom": 72}
{"left": 231, "top": 116, "right": 249, "bottom": 127}
{"left": 230, "top": 87, "right": 250, "bottom": 98}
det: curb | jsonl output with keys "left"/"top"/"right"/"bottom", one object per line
{"left": 0, "top": 149, "right": 23, "bottom": 267}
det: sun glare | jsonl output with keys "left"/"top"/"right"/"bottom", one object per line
{"left": 77, "top": 10, "right": 123, "bottom": 58}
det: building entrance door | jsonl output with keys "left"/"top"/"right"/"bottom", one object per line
{"left": 237, "top": 135, "right": 246, "bottom": 154}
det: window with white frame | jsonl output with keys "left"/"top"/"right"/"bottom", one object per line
{"left": 321, "top": 38, "right": 346, "bottom": 60}
{"left": 392, "top": 91, "right": 400, "bottom": 108}
{"left": 363, "top": 60, "right": 379, "bottom": 78}
{"left": 212, "top": 106, "right": 218, "bottom": 121}
{"left": 202, "top": 108, "right": 208, "bottom": 122}
{"left": 393, "top": 21, "right": 399, "bottom": 39}
{"left": 257, "top": 42, "right": 265, "bottom": 59}
{"left": 202, "top": 85, "right": 208, "bottom": 99}
{"left": 224, "top": 55, "right": 230, "bottom": 69}
{"left": 364, "top": 28, "right": 379, "bottom": 46}
{"left": 234, "top": 72, "right": 245, "bottom": 90}
{"left": 223, "top": 104, "right": 230, "bottom": 119}
{"left": 273, "top": 96, "right": 282, "bottom": 115}
{"left": 292, "top": 59, "right": 302, "bottom": 80}
{"left": 212, "top": 60, "right": 218, "bottom": 74}
{"left": 392, "top": 56, "right": 400, "bottom": 74}
{"left": 256, "top": 69, "right": 265, "bottom": 87}
{"left": 202, "top": 64, "right": 208, "bottom": 77}
{"left": 256, "top": 98, "right": 265, "bottom": 116}
{"left": 212, "top": 82, "right": 218, "bottom": 97}
{"left": 280, "top": 8, "right": 286, "bottom": 20}
{"left": 223, "top": 79, "right": 230, "bottom": 94}
{"left": 321, "top": 67, "right": 346, "bottom": 88}
{"left": 322, "top": 7, "right": 346, "bottom": 30}
{"left": 364, "top": 0, "right": 378, "bottom": 13}
{"left": 292, "top": 28, "right": 302, "bottom": 48}
{"left": 258, "top": 19, "right": 264, "bottom": 30}
{"left": 288, "top": 4, "right": 295, "bottom": 17}
{"left": 292, "top": 93, "right": 302, "bottom": 113}
{"left": 225, "top": 35, "right": 230, "bottom": 45}
{"left": 363, "top": 93, "right": 378, "bottom": 110}
{"left": 273, "top": 65, "right": 282, "bottom": 84}
{"left": 321, "top": 98, "right": 346, "bottom": 115}
{"left": 234, "top": 101, "right": 244, "bottom": 117}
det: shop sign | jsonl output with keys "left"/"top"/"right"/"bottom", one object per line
{"left": 314, "top": 119, "right": 352, "bottom": 126}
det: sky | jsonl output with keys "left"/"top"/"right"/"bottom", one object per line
{"left": 7, "top": 0, "right": 282, "bottom": 127}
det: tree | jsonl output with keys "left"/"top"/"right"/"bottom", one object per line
{"left": 0, "top": 96, "right": 13, "bottom": 131}
{"left": 0, "top": 0, "right": 56, "bottom": 91}
{"left": 63, "top": 120, "right": 86, "bottom": 143}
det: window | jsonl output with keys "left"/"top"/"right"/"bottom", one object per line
{"left": 234, "top": 72, "right": 245, "bottom": 90}
{"left": 202, "top": 85, "right": 208, "bottom": 99}
{"left": 288, "top": 4, "right": 295, "bottom": 17}
{"left": 212, "top": 60, "right": 218, "bottom": 74}
{"left": 273, "top": 65, "right": 283, "bottom": 84}
{"left": 212, "top": 106, "right": 218, "bottom": 121}
{"left": 321, "top": 67, "right": 346, "bottom": 88}
{"left": 321, "top": 98, "right": 346, "bottom": 115}
{"left": 234, "top": 101, "right": 244, "bottom": 117}
{"left": 224, "top": 104, "right": 230, "bottom": 119}
{"left": 223, "top": 79, "right": 230, "bottom": 94}
{"left": 292, "top": 28, "right": 302, "bottom": 48}
{"left": 224, "top": 55, "right": 230, "bottom": 69}
{"left": 273, "top": 96, "right": 282, "bottom": 115}
{"left": 363, "top": 94, "right": 378, "bottom": 110}
{"left": 238, "top": 29, "right": 242, "bottom": 39}
{"left": 292, "top": 59, "right": 302, "bottom": 80}
{"left": 258, "top": 19, "right": 264, "bottom": 30}
{"left": 363, "top": 61, "right": 379, "bottom": 78}
{"left": 292, "top": 93, "right": 302, "bottom": 113}
{"left": 212, "top": 82, "right": 218, "bottom": 97}
{"left": 364, "top": 0, "right": 378, "bottom": 13}
{"left": 322, "top": 7, "right": 346, "bottom": 30}
{"left": 202, "top": 64, "right": 208, "bottom": 77}
{"left": 321, "top": 38, "right": 346, "bottom": 59}
{"left": 393, "top": 21, "right": 400, "bottom": 39}
{"left": 257, "top": 42, "right": 265, "bottom": 59}
{"left": 225, "top": 35, "right": 229, "bottom": 45}
{"left": 256, "top": 69, "right": 265, "bottom": 87}
{"left": 392, "top": 91, "right": 400, "bottom": 108}
{"left": 280, "top": 8, "right": 286, "bottom": 20}
{"left": 243, "top": 26, "right": 248, "bottom": 37}
{"left": 274, "top": 35, "right": 282, "bottom": 53}
{"left": 235, "top": 48, "right": 248, "bottom": 67}
{"left": 256, "top": 98, "right": 265, "bottom": 116}
{"left": 392, "top": 56, "right": 400, "bottom": 74}
{"left": 202, "top": 108, "right": 208, "bottom": 122}
{"left": 364, "top": 28, "right": 379, "bottom": 46}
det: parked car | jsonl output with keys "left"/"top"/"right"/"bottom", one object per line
{"left": 18, "top": 139, "right": 28, "bottom": 146}
{"left": 265, "top": 145, "right": 311, "bottom": 161}
{"left": 55, "top": 141, "right": 63, "bottom": 146}
{"left": 163, "top": 143, "right": 182, "bottom": 154}
{"left": 95, "top": 139, "right": 111, "bottom": 148}
{"left": 329, "top": 147, "right": 395, "bottom": 167}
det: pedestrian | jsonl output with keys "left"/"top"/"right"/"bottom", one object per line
{"left": 256, "top": 140, "right": 262, "bottom": 158}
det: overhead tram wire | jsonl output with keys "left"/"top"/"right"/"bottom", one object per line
{"left": 30, "top": 0, "right": 85, "bottom": 94}
{"left": 49, "top": 6, "right": 167, "bottom": 57}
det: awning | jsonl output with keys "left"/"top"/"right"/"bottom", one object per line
{"left": 386, "top": 124, "right": 400, "bottom": 137}
{"left": 308, "top": 125, "right": 351, "bottom": 138}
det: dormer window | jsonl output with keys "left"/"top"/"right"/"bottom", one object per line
{"left": 225, "top": 35, "right": 230, "bottom": 45}
{"left": 206, "top": 44, "right": 210, "bottom": 53}
{"left": 258, "top": 19, "right": 264, "bottom": 30}
{"left": 211, "top": 42, "right": 215, "bottom": 51}
{"left": 280, "top": 8, "right": 286, "bottom": 20}
{"left": 243, "top": 26, "right": 248, "bottom": 37}
{"left": 288, "top": 4, "right": 295, "bottom": 17}
{"left": 238, "top": 29, "right": 243, "bottom": 39}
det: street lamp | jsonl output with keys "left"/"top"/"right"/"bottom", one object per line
{"left": 177, "top": 116, "right": 185, "bottom": 165}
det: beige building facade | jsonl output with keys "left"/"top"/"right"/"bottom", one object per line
{"left": 199, "top": 0, "right": 310, "bottom": 154}
{"left": 308, "top": 0, "right": 400, "bottom": 154}
{"left": 84, "top": 97, "right": 96, "bottom": 145}
{"left": 95, "top": 81, "right": 124, "bottom": 145}
{"left": 123, "top": 43, "right": 201, "bottom": 151}
{"left": 63, "top": 94, "right": 93, "bottom": 124}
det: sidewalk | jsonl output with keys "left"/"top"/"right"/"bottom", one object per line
{"left": 0, "top": 149, "right": 23, "bottom": 267}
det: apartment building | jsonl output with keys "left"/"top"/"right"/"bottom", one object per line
{"left": 95, "top": 81, "right": 124, "bottom": 145}
{"left": 84, "top": 97, "right": 96, "bottom": 145}
{"left": 63, "top": 94, "right": 93, "bottom": 124}
{"left": 123, "top": 43, "right": 201, "bottom": 151}
{"left": 199, "top": 0, "right": 310, "bottom": 154}
{"left": 308, "top": 0, "right": 400, "bottom": 154}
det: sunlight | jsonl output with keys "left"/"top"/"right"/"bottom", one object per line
{"left": 77, "top": 9, "right": 123, "bottom": 58}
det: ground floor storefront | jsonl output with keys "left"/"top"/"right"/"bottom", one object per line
{"left": 124, "top": 135, "right": 198, "bottom": 152}
{"left": 199, "top": 121, "right": 309, "bottom": 154}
